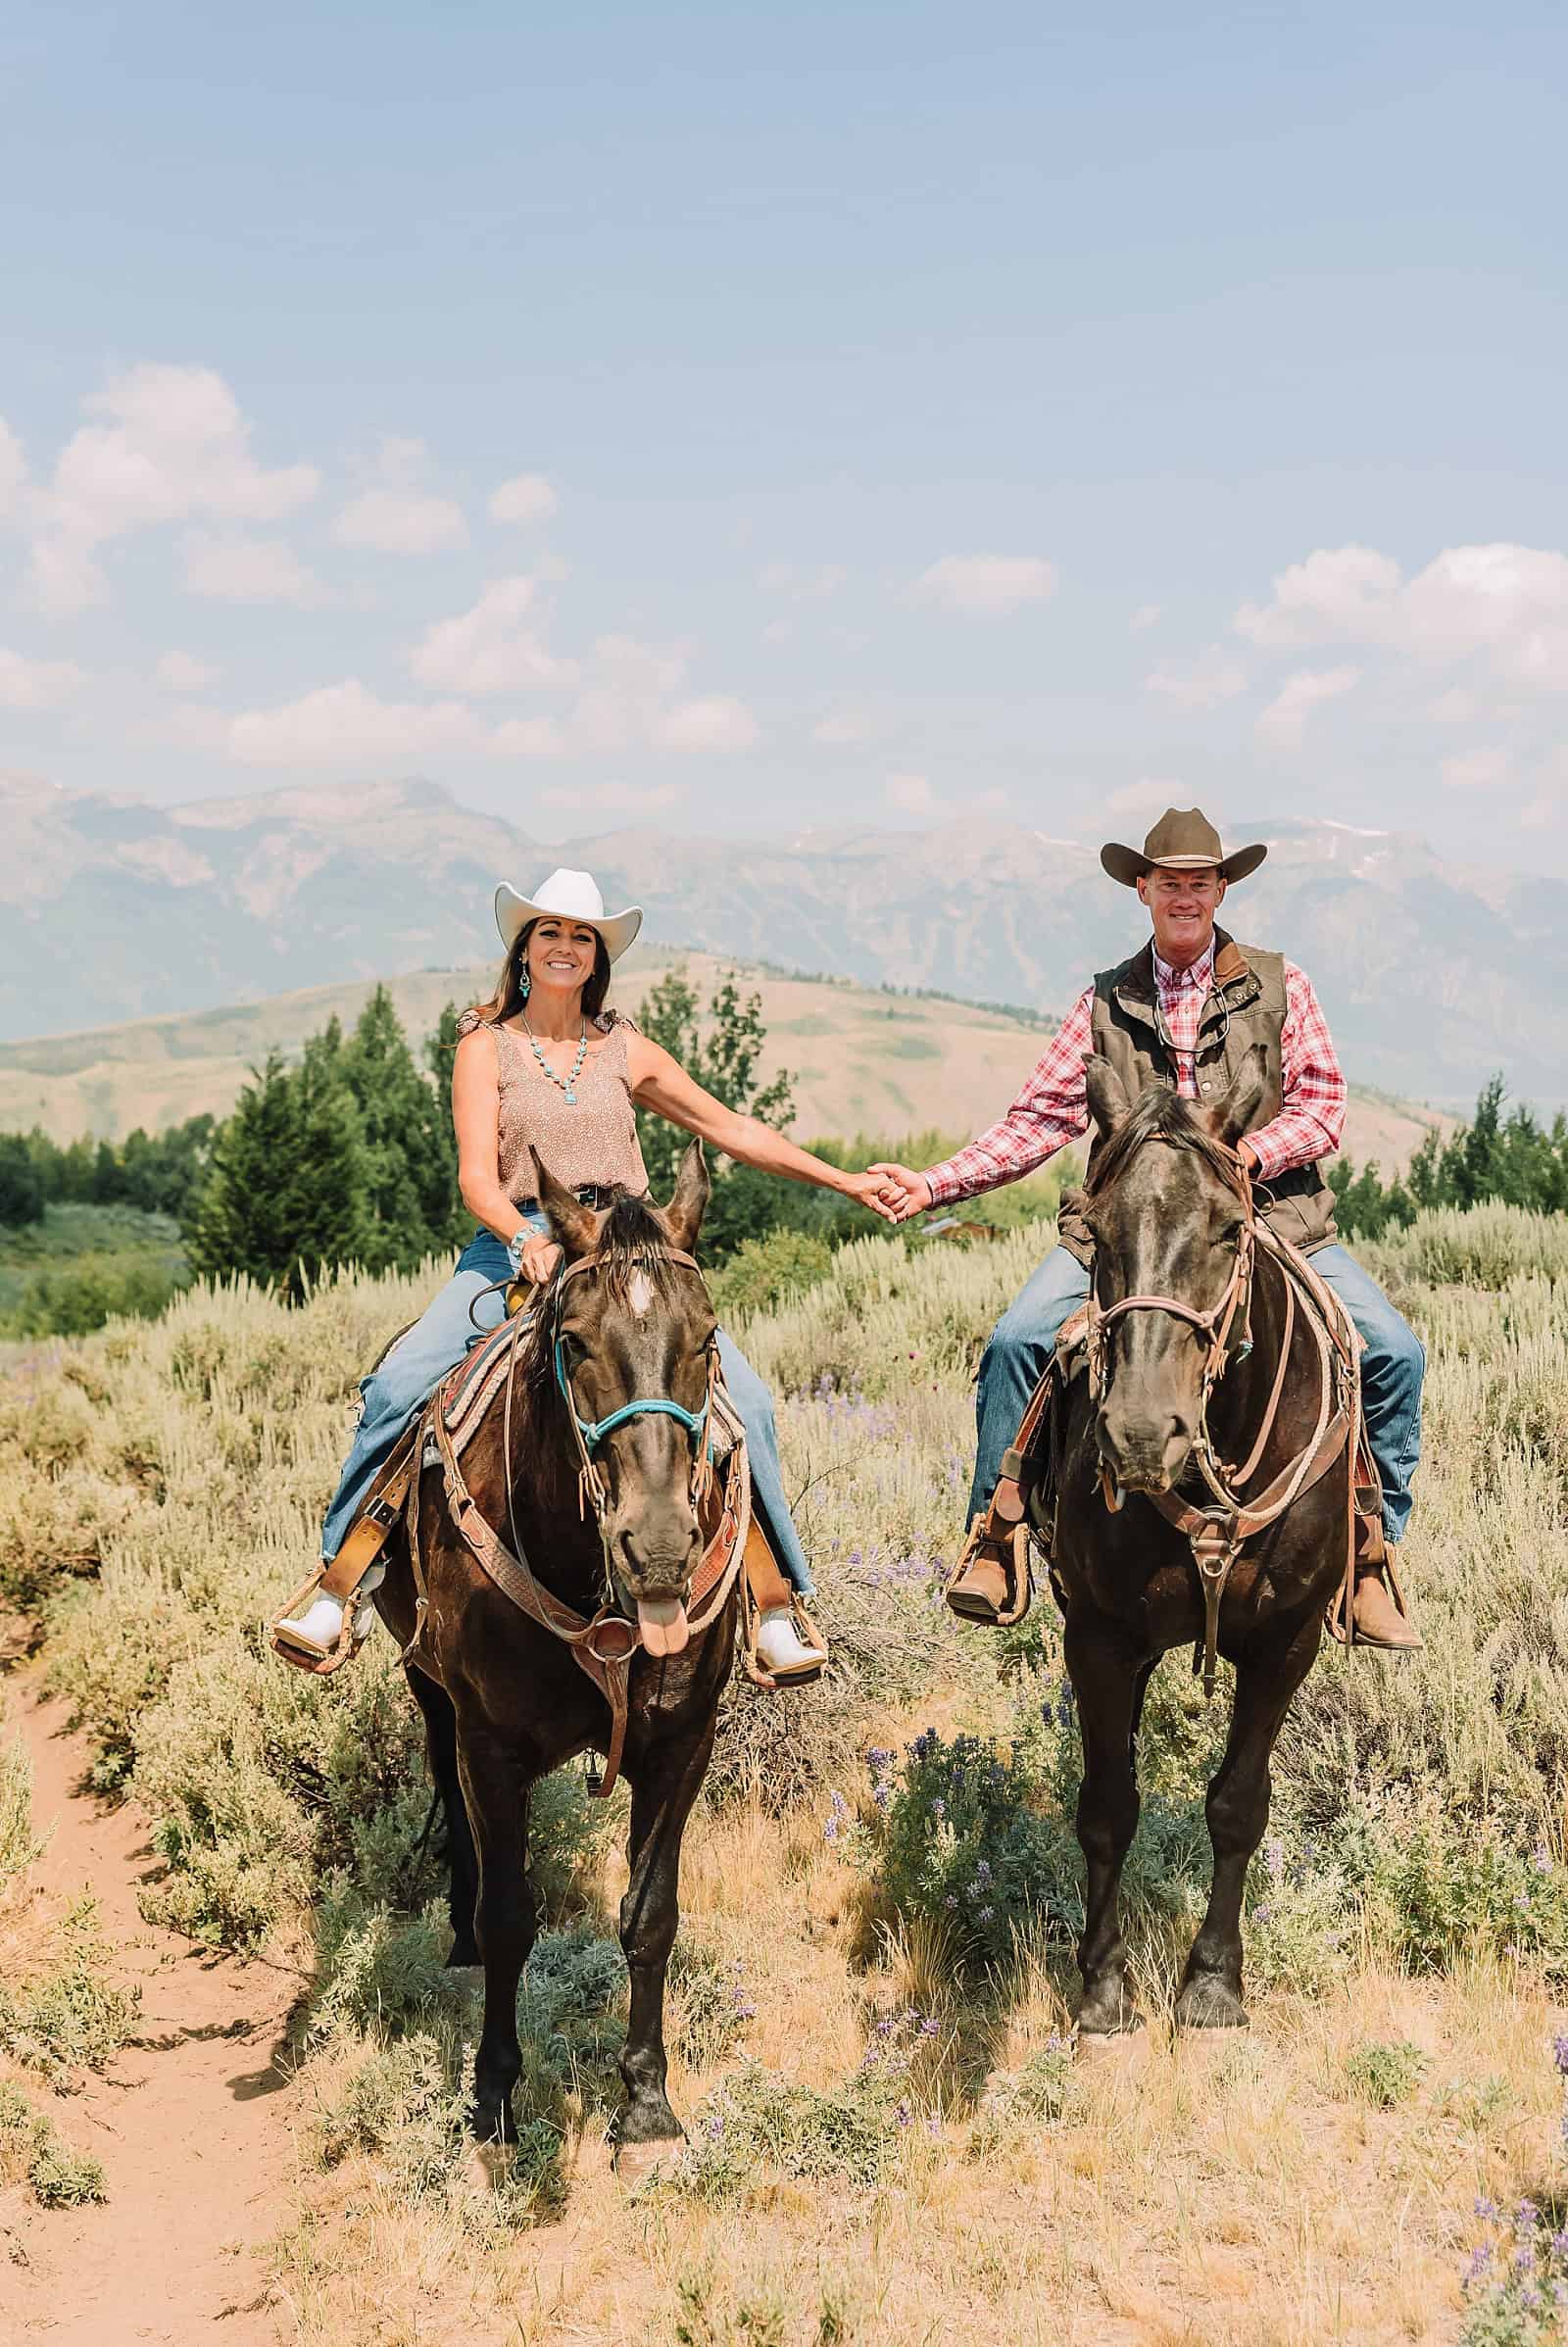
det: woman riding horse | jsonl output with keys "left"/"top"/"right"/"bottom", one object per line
{"left": 274, "top": 865, "right": 898, "bottom": 1677}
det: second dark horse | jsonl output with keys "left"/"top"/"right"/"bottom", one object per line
{"left": 375, "top": 1142, "right": 737, "bottom": 2175}
{"left": 1055, "top": 1047, "right": 1352, "bottom": 2035}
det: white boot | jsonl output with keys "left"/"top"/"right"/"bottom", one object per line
{"left": 273, "top": 1562, "right": 384, "bottom": 1662}
{"left": 755, "top": 1605, "right": 827, "bottom": 1682}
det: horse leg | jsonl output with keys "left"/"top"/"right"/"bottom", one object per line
{"left": 1176, "top": 1615, "right": 1320, "bottom": 2029}
{"left": 614, "top": 1730, "right": 715, "bottom": 2170}
{"left": 1066, "top": 1613, "right": 1149, "bottom": 2035}
{"left": 407, "top": 1668, "right": 480, "bottom": 1966}
{"left": 456, "top": 1727, "right": 536, "bottom": 2142}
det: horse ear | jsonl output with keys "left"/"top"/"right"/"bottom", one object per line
{"left": 1085, "top": 1054, "right": 1132, "bottom": 1140}
{"left": 1210, "top": 1043, "right": 1270, "bottom": 1150}
{"left": 662, "top": 1137, "right": 710, "bottom": 1255}
{"left": 530, "top": 1149, "right": 600, "bottom": 1259}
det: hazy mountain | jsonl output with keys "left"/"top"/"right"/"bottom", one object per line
{"left": 5, "top": 772, "right": 1561, "bottom": 1107}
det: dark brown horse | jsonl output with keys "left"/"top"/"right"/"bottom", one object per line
{"left": 375, "top": 1142, "right": 739, "bottom": 2172}
{"left": 1054, "top": 1048, "right": 1352, "bottom": 2034}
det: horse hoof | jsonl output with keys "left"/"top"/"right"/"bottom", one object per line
{"left": 446, "top": 1939, "right": 480, "bottom": 1970}
{"left": 613, "top": 2135, "right": 680, "bottom": 2187}
{"left": 1175, "top": 1977, "right": 1249, "bottom": 2031}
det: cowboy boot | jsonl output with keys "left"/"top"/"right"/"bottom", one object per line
{"left": 945, "top": 1521, "right": 1031, "bottom": 1627}
{"left": 1351, "top": 1547, "right": 1423, "bottom": 1652}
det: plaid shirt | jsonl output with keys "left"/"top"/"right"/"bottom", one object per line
{"left": 923, "top": 938, "right": 1346, "bottom": 1207}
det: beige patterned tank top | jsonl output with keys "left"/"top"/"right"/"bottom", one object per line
{"left": 457, "top": 1010, "right": 650, "bottom": 1204}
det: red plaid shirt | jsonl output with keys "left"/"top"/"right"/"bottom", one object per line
{"left": 923, "top": 938, "right": 1346, "bottom": 1206}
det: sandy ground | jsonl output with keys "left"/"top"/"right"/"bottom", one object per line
{"left": 0, "top": 1686, "right": 301, "bottom": 2347}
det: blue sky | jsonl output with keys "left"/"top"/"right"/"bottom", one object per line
{"left": 4, "top": 2, "right": 1567, "bottom": 866}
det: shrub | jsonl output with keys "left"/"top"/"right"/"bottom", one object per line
{"left": 0, "top": 2079, "right": 107, "bottom": 2208}
{"left": 1345, "top": 2037, "right": 1429, "bottom": 2108}
{"left": 0, "top": 1895, "right": 141, "bottom": 2086}
{"left": 709, "top": 1227, "right": 833, "bottom": 1321}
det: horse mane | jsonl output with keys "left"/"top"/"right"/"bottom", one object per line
{"left": 1086, "top": 1083, "right": 1244, "bottom": 1201}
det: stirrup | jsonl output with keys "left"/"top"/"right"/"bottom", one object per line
{"left": 270, "top": 1567, "right": 377, "bottom": 1677}
{"left": 944, "top": 1520, "right": 1032, "bottom": 1628}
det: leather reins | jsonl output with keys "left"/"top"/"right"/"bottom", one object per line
{"left": 406, "top": 1237, "right": 747, "bottom": 1798}
{"left": 1086, "top": 1147, "right": 1358, "bottom": 1697}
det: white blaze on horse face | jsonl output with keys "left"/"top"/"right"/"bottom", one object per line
{"left": 627, "top": 1269, "right": 654, "bottom": 1320}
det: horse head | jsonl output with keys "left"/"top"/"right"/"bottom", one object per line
{"left": 1080, "top": 1046, "right": 1267, "bottom": 1497}
{"left": 533, "top": 1139, "right": 718, "bottom": 1655}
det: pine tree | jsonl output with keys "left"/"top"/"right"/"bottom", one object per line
{"left": 337, "top": 986, "right": 437, "bottom": 1271}
{"left": 187, "top": 1051, "right": 371, "bottom": 1300}
{"left": 634, "top": 967, "right": 795, "bottom": 1258}
{"left": 0, "top": 1133, "right": 44, "bottom": 1229}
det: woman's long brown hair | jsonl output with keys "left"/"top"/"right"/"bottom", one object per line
{"left": 466, "top": 918, "right": 614, "bottom": 1031}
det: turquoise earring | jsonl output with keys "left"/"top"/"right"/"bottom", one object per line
{"left": 519, "top": 969, "right": 531, "bottom": 1002}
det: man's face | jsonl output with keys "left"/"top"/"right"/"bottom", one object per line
{"left": 1136, "top": 863, "right": 1226, "bottom": 965}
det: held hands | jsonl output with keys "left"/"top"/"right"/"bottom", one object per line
{"left": 866, "top": 1163, "right": 934, "bottom": 1223}
{"left": 844, "top": 1168, "right": 907, "bottom": 1225}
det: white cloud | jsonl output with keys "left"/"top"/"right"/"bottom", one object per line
{"left": 27, "top": 363, "right": 318, "bottom": 613}
{"left": 653, "top": 697, "right": 760, "bottom": 753}
{"left": 0, "top": 646, "right": 87, "bottom": 709}
{"left": 491, "top": 716, "right": 567, "bottom": 757}
{"left": 1429, "top": 687, "right": 1478, "bottom": 723}
{"left": 489, "top": 473, "right": 559, "bottom": 526}
{"left": 884, "top": 771, "right": 939, "bottom": 815}
{"left": 1130, "top": 603, "right": 1162, "bottom": 632}
{"left": 225, "top": 680, "right": 491, "bottom": 767}
{"left": 1441, "top": 747, "right": 1510, "bottom": 791}
{"left": 1144, "top": 645, "right": 1248, "bottom": 709}
{"left": 1235, "top": 541, "right": 1568, "bottom": 689}
{"left": 0, "top": 419, "right": 24, "bottom": 517}
{"left": 912, "top": 554, "right": 1057, "bottom": 613}
{"left": 1254, "top": 664, "right": 1360, "bottom": 749}
{"left": 410, "top": 576, "right": 576, "bottom": 694}
{"left": 182, "top": 532, "right": 330, "bottom": 605}
{"left": 332, "top": 439, "right": 466, "bottom": 554}
{"left": 1103, "top": 778, "right": 1191, "bottom": 828}
{"left": 333, "top": 486, "right": 466, "bottom": 554}
{"left": 155, "top": 650, "right": 221, "bottom": 693}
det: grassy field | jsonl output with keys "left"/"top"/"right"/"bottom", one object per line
{"left": 4, "top": 1202, "right": 1568, "bottom": 2341}
{"left": 0, "top": 949, "right": 1450, "bottom": 1174}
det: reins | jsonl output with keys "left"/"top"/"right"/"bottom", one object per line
{"left": 1087, "top": 1141, "right": 1358, "bottom": 1697}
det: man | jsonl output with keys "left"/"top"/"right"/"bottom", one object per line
{"left": 874, "top": 807, "right": 1423, "bottom": 1649}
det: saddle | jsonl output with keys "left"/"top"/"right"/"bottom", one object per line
{"left": 956, "top": 1227, "right": 1394, "bottom": 1687}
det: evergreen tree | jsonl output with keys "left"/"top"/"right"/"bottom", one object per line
{"left": 336, "top": 986, "right": 439, "bottom": 1271}
{"left": 422, "top": 1002, "right": 469, "bottom": 1248}
{"left": 634, "top": 968, "right": 796, "bottom": 1259}
{"left": 0, "top": 1133, "right": 44, "bottom": 1229}
{"left": 187, "top": 1051, "right": 371, "bottom": 1300}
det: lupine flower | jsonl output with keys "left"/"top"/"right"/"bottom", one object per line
{"left": 1474, "top": 2197, "right": 1498, "bottom": 2221}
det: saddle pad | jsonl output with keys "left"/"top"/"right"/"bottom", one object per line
{"left": 440, "top": 1313, "right": 530, "bottom": 1460}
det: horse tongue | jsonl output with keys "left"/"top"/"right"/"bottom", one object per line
{"left": 636, "top": 1595, "right": 690, "bottom": 1657}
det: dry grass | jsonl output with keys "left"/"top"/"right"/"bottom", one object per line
{"left": 6, "top": 1206, "right": 1568, "bottom": 2337}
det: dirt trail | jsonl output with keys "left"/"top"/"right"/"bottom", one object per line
{"left": 0, "top": 1684, "right": 303, "bottom": 2345}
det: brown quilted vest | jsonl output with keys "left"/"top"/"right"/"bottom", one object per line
{"left": 1055, "top": 928, "right": 1338, "bottom": 1265}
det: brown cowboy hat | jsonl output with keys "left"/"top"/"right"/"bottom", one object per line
{"left": 1100, "top": 806, "right": 1268, "bottom": 889}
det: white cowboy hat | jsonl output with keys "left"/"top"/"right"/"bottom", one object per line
{"left": 493, "top": 868, "right": 643, "bottom": 962}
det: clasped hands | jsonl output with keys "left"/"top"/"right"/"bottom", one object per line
{"left": 858, "top": 1163, "right": 933, "bottom": 1225}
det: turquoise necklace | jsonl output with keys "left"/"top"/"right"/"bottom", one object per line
{"left": 521, "top": 1010, "right": 588, "bottom": 1105}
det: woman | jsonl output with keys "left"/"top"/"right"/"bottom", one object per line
{"left": 275, "top": 866, "right": 897, "bottom": 1678}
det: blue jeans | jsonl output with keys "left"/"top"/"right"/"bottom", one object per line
{"left": 970, "top": 1241, "right": 1425, "bottom": 1545}
{"left": 321, "top": 1224, "right": 812, "bottom": 1595}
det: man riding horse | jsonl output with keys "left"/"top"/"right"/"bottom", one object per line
{"left": 875, "top": 806, "right": 1423, "bottom": 1649}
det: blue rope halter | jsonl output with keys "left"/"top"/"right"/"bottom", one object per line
{"left": 554, "top": 1332, "right": 711, "bottom": 1456}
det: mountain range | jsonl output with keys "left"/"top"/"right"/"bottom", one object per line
{"left": 4, "top": 770, "right": 1559, "bottom": 1108}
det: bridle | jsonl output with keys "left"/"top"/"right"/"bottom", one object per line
{"left": 550, "top": 1245, "right": 719, "bottom": 1536}
{"left": 1084, "top": 1140, "right": 1257, "bottom": 1501}
{"left": 1083, "top": 1139, "right": 1355, "bottom": 1697}
{"left": 417, "top": 1229, "right": 746, "bottom": 1802}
